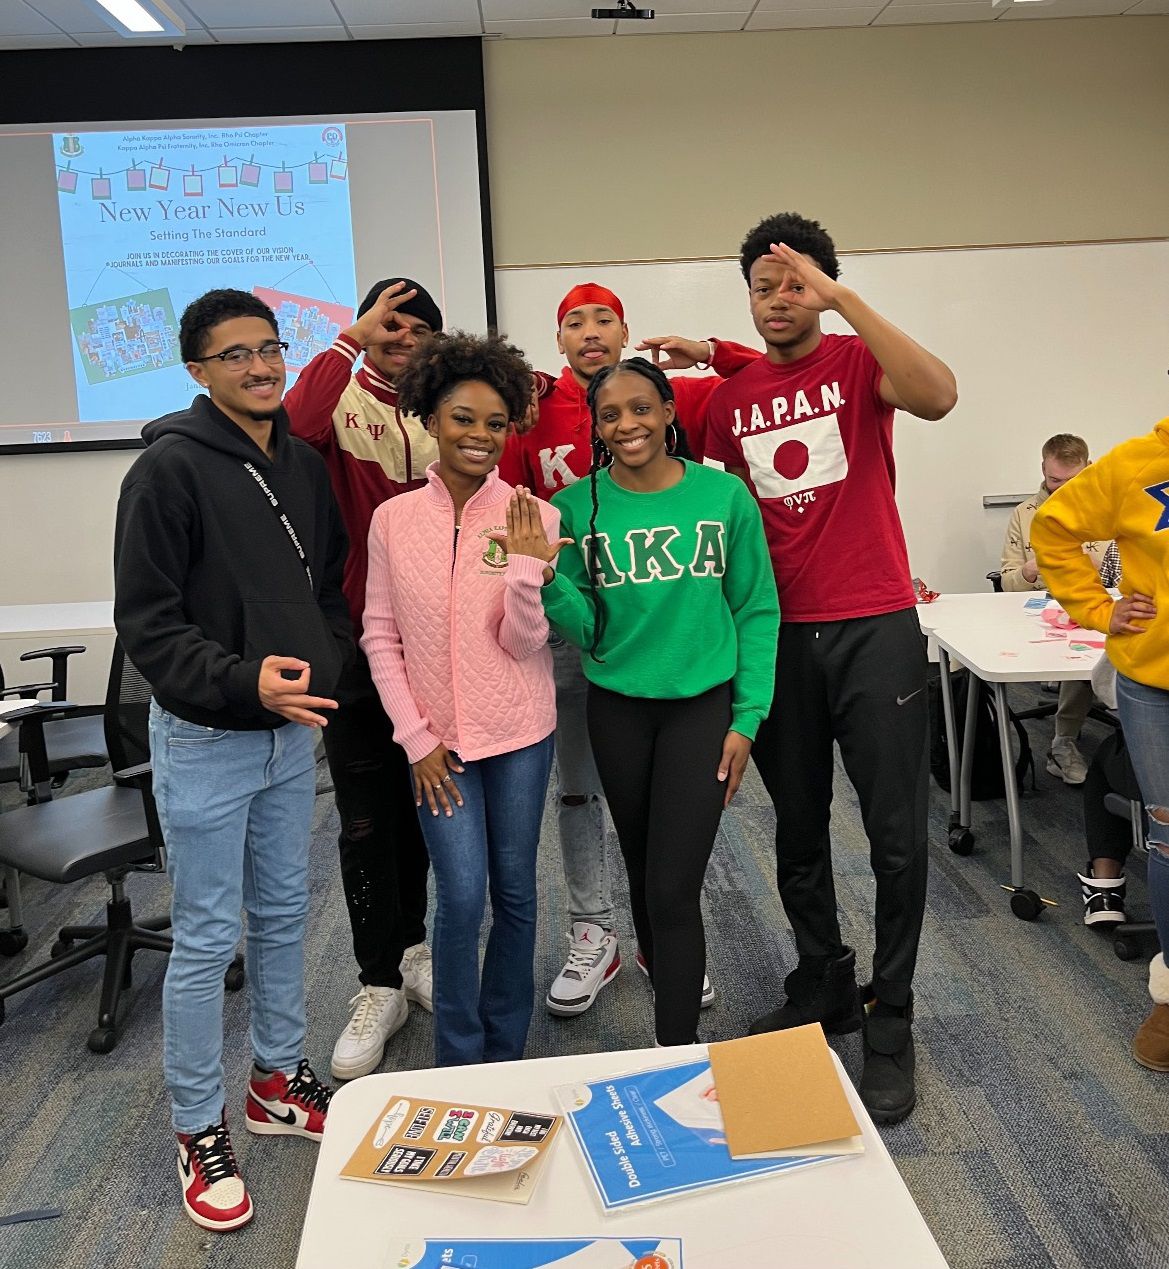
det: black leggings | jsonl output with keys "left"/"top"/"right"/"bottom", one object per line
{"left": 587, "top": 681, "right": 731, "bottom": 1045}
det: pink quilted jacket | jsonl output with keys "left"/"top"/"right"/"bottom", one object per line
{"left": 361, "top": 464, "right": 557, "bottom": 764}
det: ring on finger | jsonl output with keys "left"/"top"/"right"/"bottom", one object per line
{"left": 441, "top": 775, "right": 452, "bottom": 784}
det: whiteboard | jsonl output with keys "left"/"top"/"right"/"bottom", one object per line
{"left": 496, "top": 241, "right": 1169, "bottom": 593}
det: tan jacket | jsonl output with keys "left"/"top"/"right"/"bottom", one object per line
{"left": 1000, "top": 484, "right": 1110, "bottom": 591}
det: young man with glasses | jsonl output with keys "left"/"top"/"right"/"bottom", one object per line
{"left": 114, "top": 289, "right": 353, "bottom": 1232}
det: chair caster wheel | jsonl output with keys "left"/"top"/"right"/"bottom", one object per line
{"left": 0, "top": 930, "right": 28, "bottom": 956}
{"left": 1010, "top": 889, "right": 1043, "bottom": 921}
{"left": 947, "top": 827, "right": 975, "bottom": 856}
{"left": 224, "top": 964, "right": 245, "bottom": 992}
{"left": 50, "top": 938, "right": 72, "bottom": 959}
{"left": 88, "top": 1026, "right": 117, "bottom": 1054}
{"left": 1114, "top": 934, "right": 1142, "bottom": 961}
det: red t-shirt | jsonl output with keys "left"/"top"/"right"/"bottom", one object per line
{"left": 498, "top": 340, "right": 761, "bottom": 495}
{"left": 704, "top": 333, "right": 915, "bottom": 622}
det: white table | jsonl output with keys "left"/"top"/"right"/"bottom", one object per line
{"left": 297, "top": 1045, "right": 948, "bottom": 1269}
{"left": 0, "top": 602, "right": 115, "bottom": 707}
{"left": 925, "top": 594, "right": 1103, "bottom": 920}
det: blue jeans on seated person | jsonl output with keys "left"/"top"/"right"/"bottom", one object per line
{"left": 1115, "top": 673, "right": 1169, "bottom": 952}
{"left": 149, "top": 702, "right": 317, "bottom": 1133}
{"left": 418, "top": 734, "right": 554, "bottom": 1067}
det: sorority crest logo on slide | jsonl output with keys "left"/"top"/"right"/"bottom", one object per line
{"left": 740, "top": 413, "right": 848, "bottom": 504}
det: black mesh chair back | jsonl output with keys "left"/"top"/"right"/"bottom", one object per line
{"left": 103, "top": 642, "right": 152, "bottom": 775}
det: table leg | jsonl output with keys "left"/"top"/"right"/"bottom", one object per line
{"left": 991, "top": 682, "right": 1044, "bottom": 921}
{"left": 938, "top": 652, "right": 975, "bottom": 855}
{"left": 959, "top": 668, "right": 978, "bottom": 833}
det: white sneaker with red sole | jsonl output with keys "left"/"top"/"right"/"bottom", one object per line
{"left": 245, "top": 1059, "right": 332, "bottom": 1141}
{"left": 176, "top": 1117, "right": 253, "bottom": 1232}
{"left": 634, "top": 948, "right": 716, "bottom": 1008}
{"left": 546, "top": 922, "right": 621, "bottom": 1017}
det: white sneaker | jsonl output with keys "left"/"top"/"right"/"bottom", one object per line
{"left": 634, "top": 948, "right": 716, "bottom": 1008}
{"left": 546, "top": 922, "right": 620, "bottom": 1017}
{"left": 330, "top": 985, "right": 408, "bottom": 1080}
{"left": 1048, "top": 737, "right": 1088, "bottom": 785}
{"left": 400, "top": 943, "right": 433, "bottom": 1013}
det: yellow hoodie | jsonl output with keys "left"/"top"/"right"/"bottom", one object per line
{"left": 1032, "top": 419, "right": 1169, "bottom": 692}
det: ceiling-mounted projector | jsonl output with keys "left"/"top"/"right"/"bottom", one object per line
{"left": 592, "top": 1, "right": 655, "bottom": 17}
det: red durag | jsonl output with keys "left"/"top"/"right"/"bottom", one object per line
{"left": 556, "top": 283, "right": 624, "bottom": 328}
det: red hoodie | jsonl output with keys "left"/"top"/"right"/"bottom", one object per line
{"left": 497, "top": 340, "right": 760, "bottom": 496}
{"left": 284, "top": 332, "right": 437, "bottom": 631}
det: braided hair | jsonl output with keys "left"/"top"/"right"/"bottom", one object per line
{"left": 581, "top": 358, "right": 692, "bottom": 662}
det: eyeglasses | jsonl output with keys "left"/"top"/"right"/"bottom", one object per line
{"left": 192, "top": 340, "right": 289, "bottom": 370}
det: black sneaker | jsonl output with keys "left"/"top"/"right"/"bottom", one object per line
{"left": 749, "top": 947, "right": 862, "bottom": 1036}
{"left": 859, "top": 989, "right": 916, "bottom": 1125}
{"left": 1079, "top": 869, "right": 1127, "bottom": 927}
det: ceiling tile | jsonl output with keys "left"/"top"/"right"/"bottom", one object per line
{"left": 22, "top": 0, "right": 111, "bottom": 32}
{"left": 485, "top": 17, "right": 614, "bottom": 34}
{"left": 645, "top": 0, "right": 756, "bottom": 9}
{"left": 349, "top": 21, "right": 485, "bottom": 36}
{"left": 1123, "top": 0, "right": 1169, "bottom": 10}
{"left": 335, "top": 0, "right": 480, "bottom": 19}
{"left": 482, "top": 0, "right": 599, "bottom": 18}
{"left": 200, "top": 24, "right": 349, "bottom": 40}
{"left": 748, "top": 5, "right": 882, "bottom": 24}
{"left": 616, "top": 12, "right": 751, "bottom": 31}
{"left": 0, "top": 2, "right": 62, "bottom": 36}
{"left": 0, "top": 32, "right": 78, "bottom": 46}
{"left": 999, "top": 0, "right": 1128, "bottom": 15}
{"left": 184, "top": 0, "right": 342, "bottom": 25}
{"left": 875, "top": 2, "right": 997, "bottom": 18}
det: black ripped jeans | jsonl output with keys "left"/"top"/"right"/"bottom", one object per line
{"left": 322, "top": 651, "right": 430, "bottom": 989}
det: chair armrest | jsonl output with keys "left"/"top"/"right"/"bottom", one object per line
{"left": 19, "top": 646, "right": 88, "bottom": 702}
{"left": 0, "top": 682, "right": 56, "bottom": 699}
{"left": 5, "top": 702, "right": 80, "bottom": 725}
{"left": 113, "top": 761, "right": 152, "bottom": 789}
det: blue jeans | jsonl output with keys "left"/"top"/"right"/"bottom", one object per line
{"left": 418, "top": 734, "right": 554, "bottom": 1067}
{"left": 149, "top": 703, "right": 317, "bottom": 1133}
{"left": 1115, "top": 675, "right": 1169, "bottom": 955}
{"left": 552, "top": 640, "right": 611, "bottom": 928}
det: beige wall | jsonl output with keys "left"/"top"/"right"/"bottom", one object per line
{"left": 485, "top": 16, "right": 1169, "bottom": 267}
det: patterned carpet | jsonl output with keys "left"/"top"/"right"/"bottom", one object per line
{"left": 1, "top": 696, "right": 1166, "bottom": 1269}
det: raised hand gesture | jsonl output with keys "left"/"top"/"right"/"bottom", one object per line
{"left": 347, "top": 281, "right": 419, "bottom": 349}
{"left": 491, "top": 488, "right": 574, "bottom": 569}
{"left": 769, "top": 242, "right": 844, "bottom": 314}
{"left": 634, "top": 336, "right": 713, "bottom": 371}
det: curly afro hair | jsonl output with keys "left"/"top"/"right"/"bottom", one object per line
{"left": 395, "top": 330, "right": 532, "bottom": 424}
{"left": 739, "top": 213, "right": 840, "bottom": 283}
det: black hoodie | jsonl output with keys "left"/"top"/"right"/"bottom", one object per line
{"left": 114, "top": 394, "right": 353, "bottom": 730}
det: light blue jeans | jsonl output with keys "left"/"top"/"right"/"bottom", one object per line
{"left": 149, "top": 703, "right": 317, "bottom": 1133}
{"left": 419, "top": 734, "right": 554, "bottom": 1067}
{"left": 551, "top": 640, "right": 611, "bottom": 928}
{"left": 1115, "top": 673, "right": 1169, "bottom": 954}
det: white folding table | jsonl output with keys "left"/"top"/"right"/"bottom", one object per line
{"left": 922, "top": 595, "right": 1103, "bottom": 920}
{"left": 296, "top": 1044, "right": 948, "bottom": 1269}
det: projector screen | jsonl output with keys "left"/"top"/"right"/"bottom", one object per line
{"left": 0, "top": 110, "right": 490, "bottom": 453}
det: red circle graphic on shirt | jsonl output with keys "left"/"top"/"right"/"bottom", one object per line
{"left": 773, "top": 438, "right": 810, "bottom": 480}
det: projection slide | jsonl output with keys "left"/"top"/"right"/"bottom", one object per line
{"left": 55, "top": 123, "right": 356, "bottom": 425}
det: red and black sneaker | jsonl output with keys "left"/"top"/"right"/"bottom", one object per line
{"left": 245, "top": 1058, "right": 332, "bottom": 1141}
{"left": 176, "top": 1117, "right": 253, "bottom": 1232}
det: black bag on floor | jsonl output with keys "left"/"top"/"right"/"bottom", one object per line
{"left": 929, "top": 667, "right": 1036, "bottom": 800}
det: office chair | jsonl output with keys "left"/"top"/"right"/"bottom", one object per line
{"left": 0, "top": 645, "right": 107, "bottom": 802}
{"left": 1, "top": 646, "right": 109, "bottom": 957}
{"left": 986, "top": 570, "right": 1004, "bottom": 593}
{"left": 0, "top": 641, "right": 243, "bottom": 1053}
{"left": 1103, "top": 791, "right": 1160, "bottom": 963}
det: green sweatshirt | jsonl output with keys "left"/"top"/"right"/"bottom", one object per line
{"left": 544, "top": 460, "right": 780, "bottom": 740}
